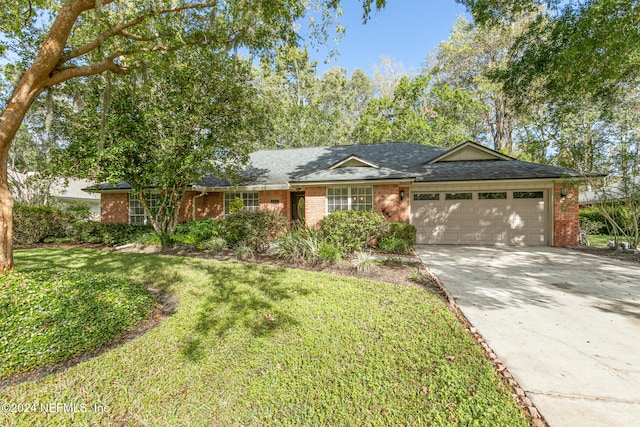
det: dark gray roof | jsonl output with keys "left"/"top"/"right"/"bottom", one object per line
{"left": 91, "top": 141, "right": 583, "bottom": 191}
{"left": 413, "top": 160, "right": 582, "bottom": 182}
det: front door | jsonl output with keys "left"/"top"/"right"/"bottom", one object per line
{"left": 290, "top": 192, "right": 305, "bottom": 225}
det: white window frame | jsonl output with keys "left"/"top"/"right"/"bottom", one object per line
{"left": 129, "top": 193, "right": 159, "bottom": 225}
{"left": 327, "top": 186, "right": 373, "bottom": 214}
{"left": 224, "top": 192, "right": 259, "bottom": 216}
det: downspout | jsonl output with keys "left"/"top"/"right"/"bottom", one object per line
{"left": 192, "top": 191, "right": 207, "bottom": 221}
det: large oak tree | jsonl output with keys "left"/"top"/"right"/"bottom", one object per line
{"left": 0, "top": 0, "right": 386, "bottom": 271}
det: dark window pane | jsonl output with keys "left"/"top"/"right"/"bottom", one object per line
{"left": 514, "top": 191, "right": 544, "bottom": 199}
{"left": 445, "top": 192, "right": 472, "bottom": 200}
{"left": 478, "top": 192, "right": 507, "bottom": 200}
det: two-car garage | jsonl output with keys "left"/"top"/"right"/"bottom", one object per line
{"left": 410, "top": 188, "right": 549, "bottom": 246}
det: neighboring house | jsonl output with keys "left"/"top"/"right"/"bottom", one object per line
{"left": 579, "top": 177, "right": 640, "bottom": 206}
{"left": 90, "top": 141, "right": 583, "bottom": 246}
{"left": 10, "top": 171, "right": 101, "bottom": 219}
{"left": 50, "top": 179, "right": 101, "bottom": 219}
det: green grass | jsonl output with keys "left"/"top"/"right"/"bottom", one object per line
{"left": 0, "top": 269, "right": 154, "bottom": 379}
{"left": 0, "top": 249, "right": 527, "bottom": 426}
{"left": 587, "top": 234, "right": 615, "bottom": 247}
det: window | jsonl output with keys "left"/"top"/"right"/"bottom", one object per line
{"left": 129, "top": 193, "right": 159, "bottom": 225}
{"left": 445, "top": 192, "right": 472, "bottom": 200}
{"left": 224, "top": 192, "right": 259, "bottom": 215}
{"left": 478, "top": 192, "right": 507, "bottom": 200}
{"left": 327, "top": 187, "right": 373, "bottom": 213}
{"left": 413, "top": 193, "right": 440, "bottom": 201}
{"left": 514, "top": 191, "right": 544, "bottom": 199}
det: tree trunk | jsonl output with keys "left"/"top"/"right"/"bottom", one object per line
{"left": 0, "top": 154, "right": 14, "bottom": 271}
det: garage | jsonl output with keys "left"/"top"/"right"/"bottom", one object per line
{"left": 410, "top": 190, "right": 548, "bottom": 245}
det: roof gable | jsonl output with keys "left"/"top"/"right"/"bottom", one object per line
{"left": 329, "top": 155, "right": 379, "bottom": 170}
{"left": 428, "top": 141, "right": 514, "bottom": 164}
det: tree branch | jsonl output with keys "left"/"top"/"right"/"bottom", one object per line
{"left": 60, "top": 1, "right": 218, "bottom": 63}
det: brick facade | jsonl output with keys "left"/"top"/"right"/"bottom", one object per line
{"left": 373, "top": 184, "right": 410, "bottom": 223}
{"left": 304, "top": 186, "right": 327, "bottom": 228}
{"left": 553, "top": 183, "right": 580, "bottom": 247}
{"left": 259, "top": 190, "right": 290, "bottom": 220}
{"left": 101, "top": 193, "right": 129, "bottom": 223}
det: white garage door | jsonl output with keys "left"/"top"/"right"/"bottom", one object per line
{"left": 411, "top": 190, "right": 547, "bottom": 245}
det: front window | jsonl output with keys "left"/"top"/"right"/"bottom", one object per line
{"left": 129, "top": 193, "right": 159, "bottom": 225}
{"left": 327, "top": 187, "right": 373, "bottom": 213}
{"left": 224, "top": 192, "right": 259, "bottom": 215}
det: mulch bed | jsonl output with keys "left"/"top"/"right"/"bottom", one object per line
{"left": 568, "top": 245, "right": 640, "bottom": 265}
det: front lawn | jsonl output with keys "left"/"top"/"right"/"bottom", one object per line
{"left": 1, "top": 249, "right": 527, "bottom": 426}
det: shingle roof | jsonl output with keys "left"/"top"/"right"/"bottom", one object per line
{"left": 91, "top": 141, "right": 583, "bottom": 191}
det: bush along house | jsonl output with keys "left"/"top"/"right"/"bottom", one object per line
{"left": 90, "top": 141, "right": 584, "bottom": 246}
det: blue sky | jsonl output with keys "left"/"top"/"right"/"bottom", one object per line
{"left": 311, "top": 1, "right": 469, "bottom": 76}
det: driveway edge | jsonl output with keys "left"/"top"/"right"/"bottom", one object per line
{"left": 415, "top": 251, "right": 548, "bottom": 427}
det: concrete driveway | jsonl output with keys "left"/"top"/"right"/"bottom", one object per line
{"left": 415, "top": 246, "right": 640, "bottom": 427}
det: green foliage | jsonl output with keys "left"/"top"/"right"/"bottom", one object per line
{"left": 223, "top": 211, "right": 287, "bottom": 252}
{"left": 173, "top": 219, "right": 224, "bottom": 248}
{"left": 580, "top": 205, "right": 635, "bottom": 236}
{"left": 354, "top": 74, "right": 480, "bottom": 146}
{"left": 62, "top": 200, "right": 92, "bottom": 222}
{"left": 457, "top": 0, "right": 640, "bottom": 108}
{"left": 0, "top": 269, "right": 154, "bottom": 379}
{"left": 13, "top": 203, "right": 69, "bottom": 245}
{"left": 385, "top": 222, "right": 417, "bottom": 246}
{"left": 354, "top": 251, "right": 377, "bottom": 273}
{"left": 71, "top": 222, "right": 150, "bottom": 246}
{"left": 320, "top": 210, "right": 388, "bottom": 254}
{"left": 234, "top": 242, "right": 255, "bottom": 260}
{"left": 204, "top": 237, "right": 227, "bottom": 252}
{"left": 317, "top": 241, "right": 344, "bottom": 263}
{"left": 579, "top": 208, "right": 610, "bottom": 235}
{"left": 273, "top": 227, "right": 322, "bottom": 263}
{"left": 377, "top": 237, "right": 411, "bottom": 255}
{"left": 228, "top": 197, "right": 245, "bottom": 215}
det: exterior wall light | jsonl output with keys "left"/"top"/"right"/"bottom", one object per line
{"left": 400, "top": 190, "right": 405, "bottom": 201}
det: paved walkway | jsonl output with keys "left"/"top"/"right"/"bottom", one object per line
{"left": 415, "top": 246, "right": 640, "bottom": 427}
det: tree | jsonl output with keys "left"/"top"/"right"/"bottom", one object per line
{"left": 257, "top": 47, "right": 374, "bottom": 147}
{"left": 428, "top": 15, "right": 538, "bottom": 153}
{"left": 59, "top": 50, "right": 265, "bottom": 235}
{"left": 0, "top": 0, "right": 386, "bottom": 271}
{"left": 456, "top": 0, "right": 640, "bottom": 109}
{"left": 355, "top": 74, "right": 483, "bottom": 146}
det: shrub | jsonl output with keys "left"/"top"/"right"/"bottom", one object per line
{"left": 385, "top": 222, "right": 417, "bottom": 246}
{"left": 204, "top": 237, "right": 226, "bottom": 252}
{"left": 320, "top": 210, "right": 388, "bottom": 254}
{"left": 317, "top": 241, "right": 343, "bottom": 263}
{"left": 223, "top": 211, "right": 287, "bottom": 252}
{"left": 234, "top": 241, "right": 255, "bottom": 260}
{"left": 378, "top": 236, "right": 411, "bottom": 254}
{"left": 13, "top": 203, "right": 70, "bottom": 245}
{"left": 272, "top": 227, "right": 322, "bottom": 263}
{"left": 63, "top": 200, "right": 93, "bottom": 222}
{"left": 175, "top": 219, "right": 222, "bottom": 242}
{"left": 579, "top": 205, "right": 634, "bottom": 235}
{"left": 354, "top": 251, "right": 377, "bottom": 273}
{"left": 72, "top": 222, "right": 151, "bottom": 246}
{"left": 0, "top": 269, "right": 155, "bottom": 379}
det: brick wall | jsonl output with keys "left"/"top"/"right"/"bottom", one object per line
{"left": 305, "top": 186, "right": 326, "bottom": 228}
{"left": 373, "top": 184, "right": 410, "bottom": 223}
{"left": 259, "top": 190, "right": 290, "bottom": 221}
{"left": 553, "top": 183, "right": 580, "bottom": 247}
{"left": 178, "top": 191, "right": 224, "bottom": 222}
{"left": 101, "top": 193, "right": 129, "bottom": 223}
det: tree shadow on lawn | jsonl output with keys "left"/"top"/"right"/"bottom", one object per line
{"left": 16, "top": 248, "right": 185, "bottom": 292}
{"left": 181, "top": 263, "right": 307, "bottom": 362}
